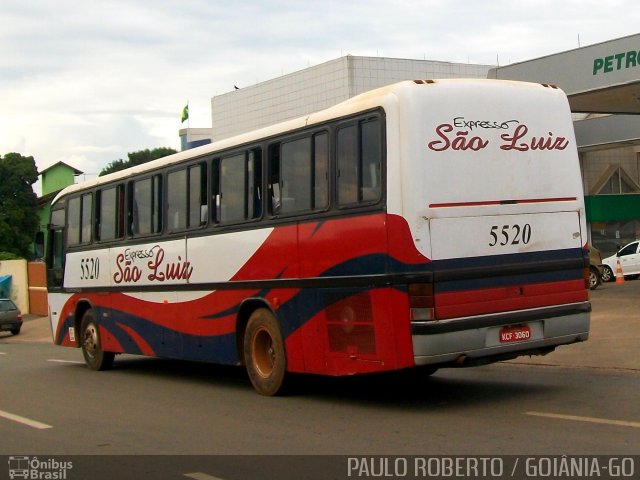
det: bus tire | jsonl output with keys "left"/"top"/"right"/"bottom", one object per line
{"left": 243, "top": 308, "right": 287, "bottom": 396}
{"left": 80, "top": 310, "right": 114, "bottom": 371}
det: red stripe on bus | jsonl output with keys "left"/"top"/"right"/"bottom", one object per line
{"left": 429, "top": 197, "right": 577, "bottom": 208}
{"left": 435, "top": 279, "right": 588, "bottom": 320}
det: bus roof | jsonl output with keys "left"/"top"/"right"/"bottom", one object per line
{"left": 51, "top": 79, "right": 563, "bottom": 205}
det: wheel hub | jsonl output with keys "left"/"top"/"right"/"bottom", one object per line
{"left": 83, "top": 325, "right": 98, "bottom": 358}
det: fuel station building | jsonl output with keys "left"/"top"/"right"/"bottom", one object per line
{"left": 189, "top": 34, "right": 640, "bottom": 255}
{"left": 490, "top": 33, "right": 640, "bottom": 255}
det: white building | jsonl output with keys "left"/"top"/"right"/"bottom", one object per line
{"left": 210, "top": 55, "right": 492, "bottom": 141}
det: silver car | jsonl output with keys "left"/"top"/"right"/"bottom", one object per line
{"left": 0, "top": 298, "right": 22, "bottom": 335}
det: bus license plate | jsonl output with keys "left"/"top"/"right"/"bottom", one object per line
{"left": 499, "top": 325, "right": 531, "bottom": 343}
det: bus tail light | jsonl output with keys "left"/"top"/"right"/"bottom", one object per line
{"left": 408, "top": 283, "right": 435, "bottom": 321}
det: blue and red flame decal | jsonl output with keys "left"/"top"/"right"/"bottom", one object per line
{"left": 54, "top": 213, "right": 587, "bottom": 375}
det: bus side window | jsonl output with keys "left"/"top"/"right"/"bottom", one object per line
{"left": 96, "top": 184, "right": 124, "bottom": 241}
{"left": 337, "top": 124, "right": 358, "bottom": 205}
{"left": 130, "top": 179, "right": 149, "bottom": 235}
{"left": 361, "top": 118, "right": 381, "bottom": 202}
{"left": 248, "top": 148, "right": 262, "bottom": 220}
{"left": 67, "top": 197, "right": 81, "bottom": 245}
{"left": 281, "top": 137, "right": 312, "bottom": 213}
{"left": 80, "top": 193, "right": 93, "bottom": 244}
{"left": 313, "top": 132, "right": 329, "bottom": 210}
{"left": 337, "top": 118, "right": 381, "bottom": 206}
{"left": 211, "top": 158, "right": 221, "bottom": 223}
{"left": 269, "top": 135, "right": 326, "bottom": 215}
{"left": 128, "top": 175, "right": 162, "bottom": 236}
{"left": 268, "top": 144, "right": 281, "bottom": 215}
{"left": 213, "top": 149, "right": 262, "bottom": 223}
{"left": 152, "top": 175, "right": 162, "bottom": 233}
{"left": 48, "top": 207, "right": 66, "bottom": 288}
{"left": 167, "top": 169, "right": 188, "bottom": 230}
{"left": 66, "top": 193, "right": 93, "bottom": 245}
{"left": 168, "top": 162, "right": 208, "bottom": 231}
{"left": 189, "top": 162, "right": 207, "bottom": 227}
{"left": 128, "top": 181, "right": 138, "bottom": 235}
{"left": 219, "top": 153, "right": 245, "bottom": 222}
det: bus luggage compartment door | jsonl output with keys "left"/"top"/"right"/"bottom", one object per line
{"left": 429, "top": 211, "right": 583, "bottom": 261}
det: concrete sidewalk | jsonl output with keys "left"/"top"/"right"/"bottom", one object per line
{"left": 508, "top": 280, "right": 640, "bottom": 372}
{"left": 2, "top": 280, "right": 639, "bottom": 371}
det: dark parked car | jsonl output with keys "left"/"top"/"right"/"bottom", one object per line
{"left": 0, "top": 298, "right": 22, "bottom": 335}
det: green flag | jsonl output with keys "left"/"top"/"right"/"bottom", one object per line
{"left": 181, "top": 104, "right": 189, "bottom": 123}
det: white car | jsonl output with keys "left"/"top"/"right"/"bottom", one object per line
{"left": 601, "top": 240, "right": 640, "bottom": 282}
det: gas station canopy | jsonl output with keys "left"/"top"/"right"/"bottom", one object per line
{"left": 489, "top": 33, "right": 640, "bottom": 115}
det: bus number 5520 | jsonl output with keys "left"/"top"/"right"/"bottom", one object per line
{"left": 489, "top": 224, "right": 531, "bottom": 247}
{"left": 80, "top": 257, "right": 100, "bottom": 280}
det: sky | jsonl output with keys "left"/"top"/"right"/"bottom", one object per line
{"left": 1, "top": 0, "right": 638, "bottom": 194}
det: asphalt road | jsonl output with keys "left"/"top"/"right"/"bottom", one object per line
{"left": 1, "top": 281, "right": 639, "bottom": 479}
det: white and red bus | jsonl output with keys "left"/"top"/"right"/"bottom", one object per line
{"left": 45, "top": 79, "right": 590, "bottom": 395}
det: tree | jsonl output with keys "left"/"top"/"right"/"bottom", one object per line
{"left": 0, "top": 153, "right": 39, "bottom": 259}
{"left": 99, "top": 147, "right": 177, "bottom": 176}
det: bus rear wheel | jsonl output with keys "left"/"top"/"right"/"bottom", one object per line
{"left": 80, "top": 310, "right": 114, "bottom": 371}
{"left": 243, "top": 308, "right": 287, "bottom": 396}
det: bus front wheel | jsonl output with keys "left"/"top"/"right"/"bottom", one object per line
{"left": 243, "top": 308, "right": 287, "bottom": 396}
{"left": 80, "top": 310, "right": 114, "bottom": 371}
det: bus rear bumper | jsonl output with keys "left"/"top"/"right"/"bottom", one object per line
{"left": 411, "top": 302, "right": 590, "bottom": 367}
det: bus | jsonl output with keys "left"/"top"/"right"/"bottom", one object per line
{"left": 45, "top": 79, "right": 591, "bottom": 395}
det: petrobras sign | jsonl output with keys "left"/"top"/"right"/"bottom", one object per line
{"left": 592, "top": 48, "right": 640, "bottom": 75}
{"left": 489, "top": 34, "right": 640, "bottom": 95}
